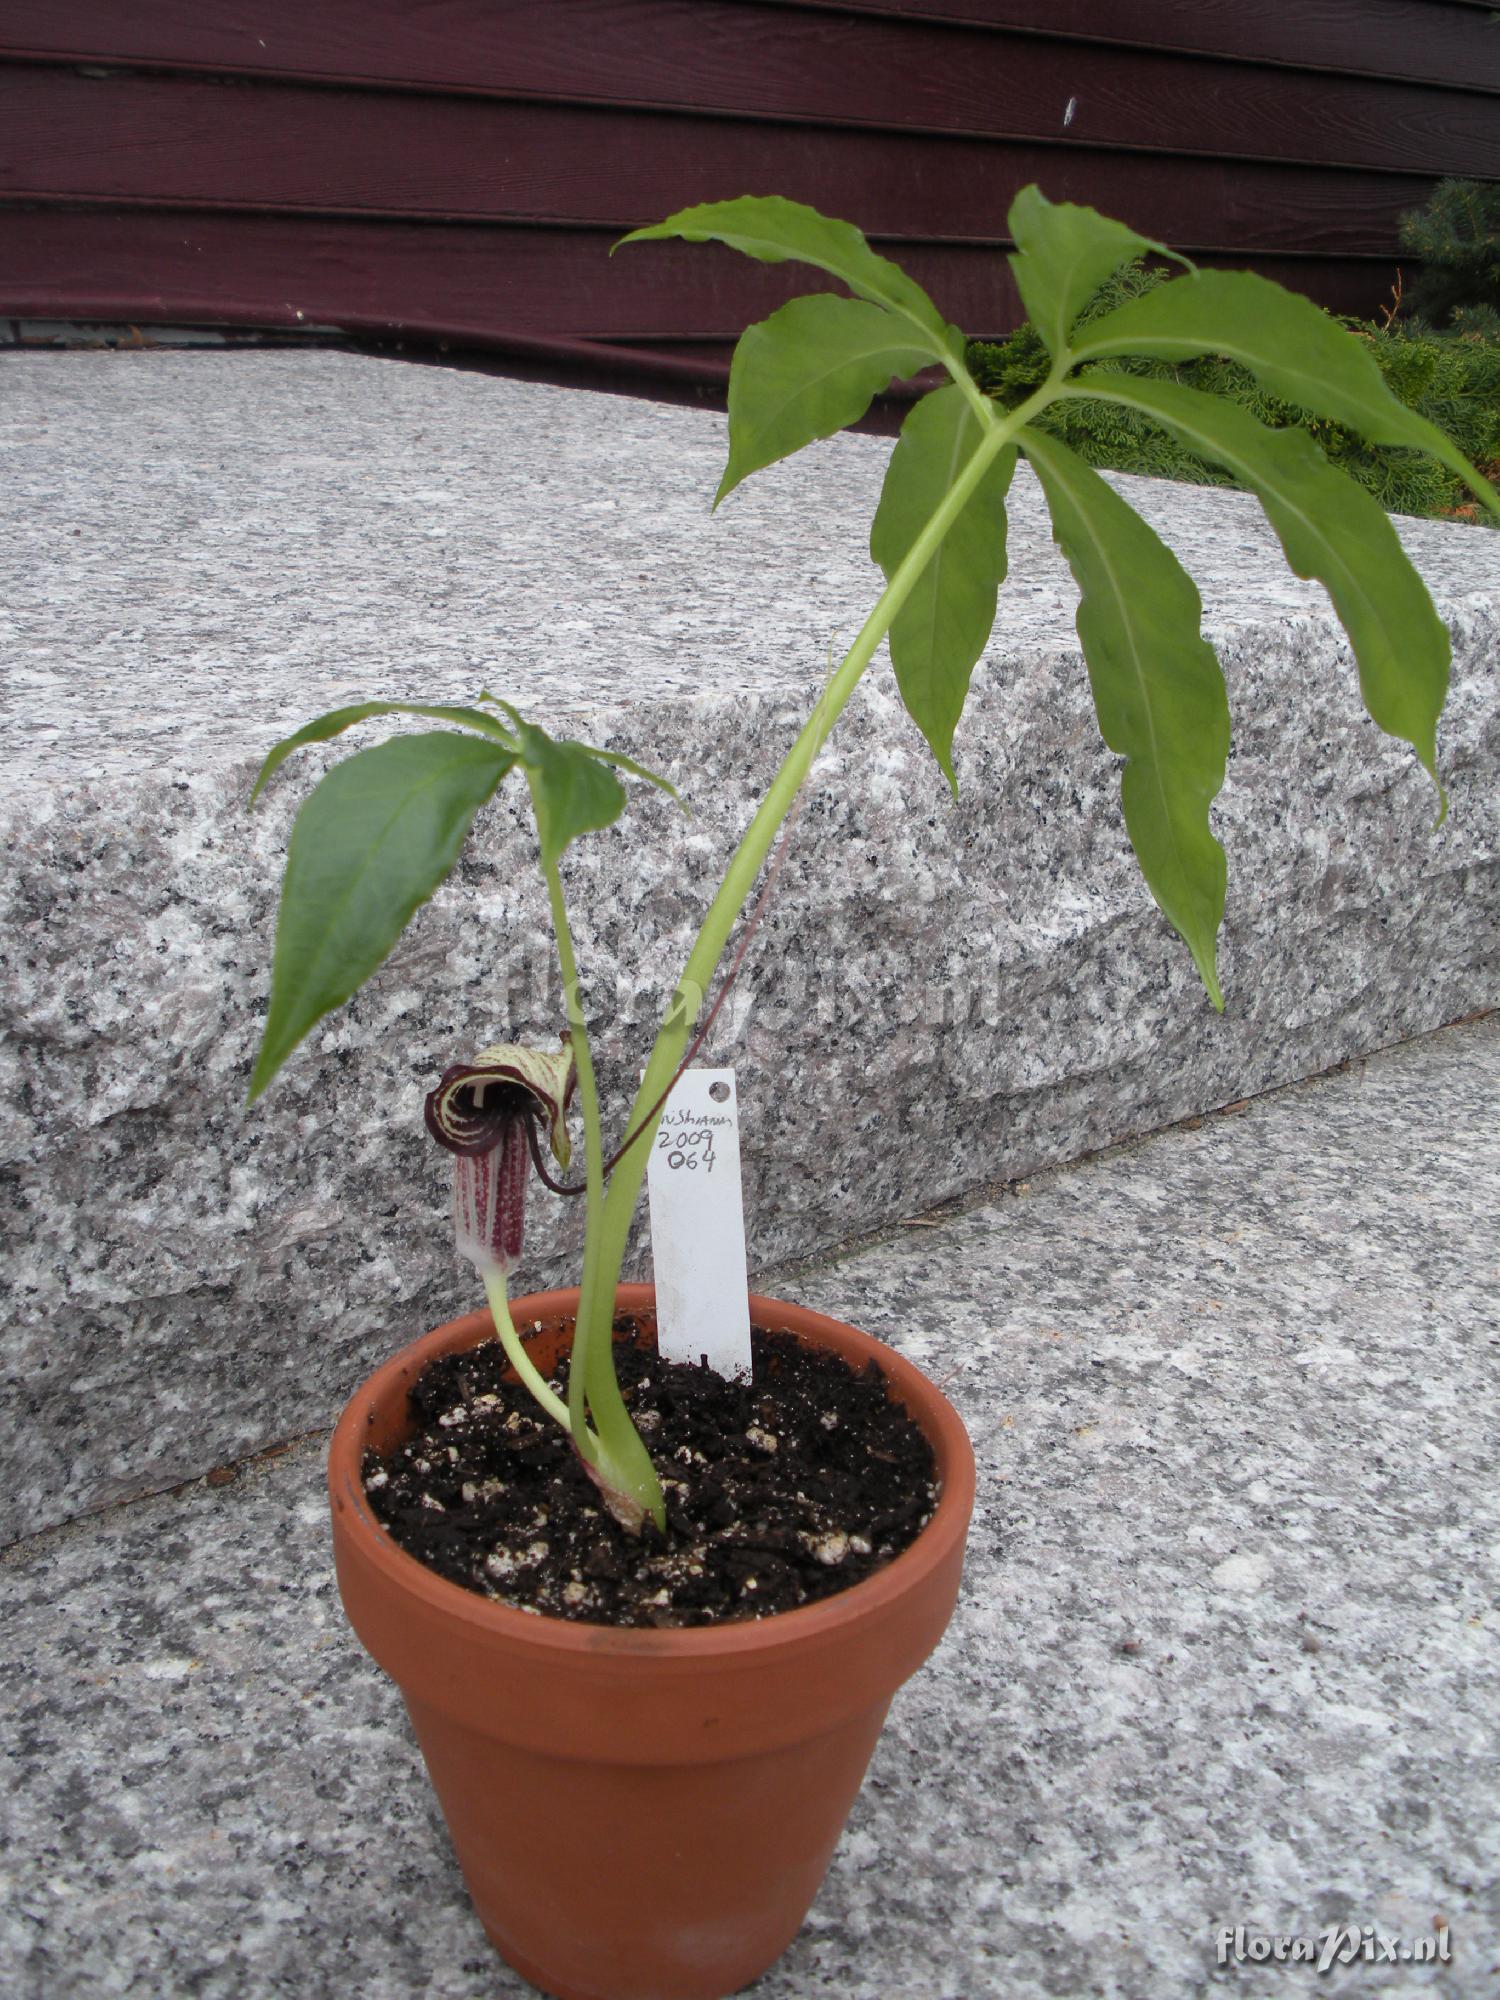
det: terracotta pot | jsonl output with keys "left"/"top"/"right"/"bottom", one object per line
{"left": 328, "top": 1284, "right": 975, "bottom": 2000}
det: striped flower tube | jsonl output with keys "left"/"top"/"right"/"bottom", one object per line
{"left": 424, "top": 1040, "right": 576, "bottom": 1276}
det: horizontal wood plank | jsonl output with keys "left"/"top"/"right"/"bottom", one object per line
{"left": 751, "top": 0, "right": 1500, "bottom": 95}
{"left": 0, "top": 207, "right": 1402, "bottom": 343}
{"left": 0, "top": 68, "right": 1440, "bottom": 256}
{"left": 1, "top": 4, "right": 1496, "bottom": 175}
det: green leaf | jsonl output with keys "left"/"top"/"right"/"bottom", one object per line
{"left": 616, "top": 194, "right": 952, "bottom": 350}
{"left": 249, "top": 701, "right": 514, "bottom": 805}
{"left": 1018, "top": 427, "right": 1230, "bottom": 1007}
{"left": 1006, "top": 185, "right": 1180, "bottom": 362}
{"left": 585, "top": 745, "right": 687, "bottom": 808}
{"left": 480, "top": 696, "right": 682, "bottom": 851}
{"left": 250, "top": 732, "right": 515, "bottom": 1101}
{"left": 481, "top": 701, "right": 626, "bottom": 868}
{"left": 526, "top": 739, "right": 628, "bottom": 870}
{"left": 716, "top": 294, "right": 932, "bottom": 505}
{"left": 1061, "top": 373, "right": 1451, "bottom": 796}
{"left": 1071, "top": 269, "right": 1500, "bottom": 519}
{"left": 870, "top": 386, "right": 1017, "bottom": 790}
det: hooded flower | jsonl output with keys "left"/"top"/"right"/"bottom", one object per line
{"left": 424, "top": 1039, "right": 576, "bottom": 1277}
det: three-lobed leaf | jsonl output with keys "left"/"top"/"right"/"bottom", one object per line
{"left": 1019, "top": 427, "right": 1230, "bottom": 1007}
{"left": 617, "top": 194, "right": 954, "bottom": 352}
{"left": 1007, "top": 185, "right": 1181, "bottom": 363}
{"left": 1060, "top": 373, "right": 1451, "bottom": 795}
{"left": 249, "top": 732, "right": 516, "bottom": 1101}
{"left": 870, "top": 386, "right": 1017, "bottom": 791}
{"left": 1072, "top": 269, "right": 1500, "bottom": 520}
{"left": 249, "top": 700, "right": 515, "bottom": 805}
{"left": 484, "top": 698, "right": 681, "bottom": 869}
{"left": 716, "top": 294, "right": 933, "bottom": 505}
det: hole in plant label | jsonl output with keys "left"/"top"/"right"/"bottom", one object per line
{"left": 648, "top": 1068, "right": 752, "bottom": 1379}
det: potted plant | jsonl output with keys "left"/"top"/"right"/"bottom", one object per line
{"left": 250, "top": 190, "right": 1497, "bottom": 2000}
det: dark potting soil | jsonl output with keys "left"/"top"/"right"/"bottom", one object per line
{"left": 362, "top": 1316, "right": 938, "bottom": 1628}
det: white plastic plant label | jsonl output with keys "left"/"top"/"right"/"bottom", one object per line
{"left": 647, "top": 1068, "right": 752, "bottom": 1380}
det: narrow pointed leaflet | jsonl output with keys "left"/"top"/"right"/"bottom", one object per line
{"left": 1071, "top": 269, "right": 1500, "bottom": 520}
{"left": 1020, "top": 429, "right": 1230, "bottom": 1007}
{"left": 250, "top": 732, "right": 517, "bottom": 1099}
{"left": 1007, "top": 184, "right": 1181, "bottom": 362}
{"left": 870, "top": 386, "right": 1017, "bottom": 791}
{"left": 1056, "top": 373, "right": 1451, "bottom": 798}
{"left": 715, "top": 294, "right": 932, "bottom": 506}
{"left": 617, "top": 194, "right": 956, "bottom": 354}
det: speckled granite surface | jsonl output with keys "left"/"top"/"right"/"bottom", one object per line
{"left": 3, "top": 351, "right": 1498, "bottom": 1540}
{"left": 2, "top": 1019, "right": 1494, "bottom": 1999}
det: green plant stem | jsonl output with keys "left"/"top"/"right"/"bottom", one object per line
{"left": 572, "top": 367, "right": 1066, "bottom": 1406}
{"left": 481, "top": 1265, "right": 574, "bottom": 1435}
{"left": 943, "top": 340, "right": 1003, "bottom": 428}
{"left": 540, "top": 851, "right": 664, "bottom": 1527}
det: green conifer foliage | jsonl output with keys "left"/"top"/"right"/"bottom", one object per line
{"left": 1398, "top": 178, "right": 1500, "bottom": 327}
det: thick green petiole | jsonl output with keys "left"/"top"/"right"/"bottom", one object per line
{"left": 539, "top": 850, "right": 665, "bottom": 1532}
{"left": 569, "top": 367, "right": 1067, "bottom": 1433}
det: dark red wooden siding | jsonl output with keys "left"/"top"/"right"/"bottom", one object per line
{"left": 2, "top": 0, "right": 1496, "bottom": 393}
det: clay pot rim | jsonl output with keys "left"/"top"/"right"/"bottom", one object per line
{"left": 328, "top": 1283, "right": 975, "bottom": 1663}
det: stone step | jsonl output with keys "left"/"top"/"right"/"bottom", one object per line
{"left": 3, "top": 350, "right": 1497, "bottom": 1540}
{"left": 3, "top": 1020, "right": 1494, "bottom": 1997}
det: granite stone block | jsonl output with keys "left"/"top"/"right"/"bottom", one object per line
{"left": 2, "top": 1020, "right": 1495, "bottom": 1998}
{"left": 2, "top": 351, "right": 1497, "bottom": 1540}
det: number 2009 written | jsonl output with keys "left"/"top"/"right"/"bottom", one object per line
{"left": 656, "top": 1128, "right": 716, "bottom": 1173}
